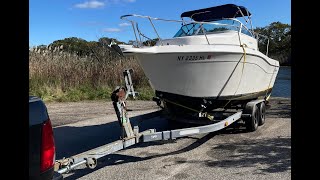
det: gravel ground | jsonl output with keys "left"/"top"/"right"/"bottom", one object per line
{"left": 49, "top": 97, "right": 291, "bottom": 180}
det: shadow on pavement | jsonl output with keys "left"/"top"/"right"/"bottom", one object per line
{"left": 54, "top": 111, "right": 164, "bottom": 159}
{"left": 204, "top": 137, "right": 291, "bottom": 173}
{"left": 55, "top": 110, "right": 290, "bottom": 179}
{"left": 63, "top": 132, "right": 217, "bottom": 180}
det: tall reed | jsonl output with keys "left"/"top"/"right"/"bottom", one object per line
{"left": 29, "top": 46, "right": 153, "bottom": 102}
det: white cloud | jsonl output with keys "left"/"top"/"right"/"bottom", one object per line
{"left": 119, "top": 22, "right": 131, "bottom": 27}
{"left": 74, "top": 1, "right": 105, "bottom": 9}
{"left": 85, "top": 21, "right": 106, "bottom": 26}
{"left": 103, "top": 28, "right": 122, "bottom": 32}
{"left": 73, "top": 0, "right": 135, "bottom": 9}
{"left": 112, "top": 0, "right": 136, "bottom": 3}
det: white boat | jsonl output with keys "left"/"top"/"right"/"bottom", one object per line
{"left": 118, "top": 4, "right": 280, "bottom": 115}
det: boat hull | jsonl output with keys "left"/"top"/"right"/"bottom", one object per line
{"left": 131, "top": 48, "right": 279, "bottom": 101}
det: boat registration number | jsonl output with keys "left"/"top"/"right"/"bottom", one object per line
{"left": 177, "top": 55, "right": 206, "bottom": 61}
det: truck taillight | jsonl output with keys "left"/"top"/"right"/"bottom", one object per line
{"left": 40, "top": 119, "right": 55, "bottom": 172}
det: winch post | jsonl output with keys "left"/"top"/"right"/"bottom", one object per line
{"left": 111, "top": 69, "right": 138, "bottom": 139}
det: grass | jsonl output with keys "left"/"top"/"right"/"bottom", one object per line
{"left": 29, "top": 48, "right": 155, "bottom": 102}
{"left": 30, "top": 83, "right": 155, "bottom": 102}
{"left": 134, "top": 86, "right": 155, "bottom": 100}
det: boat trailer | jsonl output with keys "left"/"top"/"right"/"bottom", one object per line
{"left": 54, "top": 69, "right": 266, "bottom": 175}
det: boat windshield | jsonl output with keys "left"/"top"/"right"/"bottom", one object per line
{"left": 173, "top": 19, "right": 252, "bottom": 37}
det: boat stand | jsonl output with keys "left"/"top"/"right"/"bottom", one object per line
{"left": 54, "top": 69, "right": 265, "bottom": 175}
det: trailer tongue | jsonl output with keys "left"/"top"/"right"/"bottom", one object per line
{"left": 54, "top": 69, "right": 266, "bottom": 175}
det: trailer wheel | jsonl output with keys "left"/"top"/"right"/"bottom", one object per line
{"left": 245, "top": 104, "right": 259, "bottom": 132}
{"left": 258, "top": 101, "right": 266, "bottom": 126}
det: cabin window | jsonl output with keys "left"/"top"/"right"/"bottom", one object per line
{"left": 173, "top": 23, "right": 202, "bottom": 37}
{"left": 241, "top": 28, "right": 254, "bottom": 37}
{"left": 173, "top": 19, "right": 253, "bottom": 37}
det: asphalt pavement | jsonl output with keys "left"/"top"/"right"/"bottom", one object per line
{"left": 51, "top": 97, "right": 291, "bottom": 180}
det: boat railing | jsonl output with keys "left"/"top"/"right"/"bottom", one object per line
{"left": 120, "top": 14, "right": 255, "bottom": 47}
{"left": 254, "top": 33, "right": 270, "bottom": 56}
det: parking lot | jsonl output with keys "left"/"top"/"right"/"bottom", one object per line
{"left": 48, "top": 97, "right": 291, "bottom": 180}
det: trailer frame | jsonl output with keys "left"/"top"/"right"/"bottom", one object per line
{"left": 54, "top": 69, "right": 266, "bottom": 175}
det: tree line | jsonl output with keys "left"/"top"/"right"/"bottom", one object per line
{"left": 254, "top": 22, "right": 291, "bottom": 65}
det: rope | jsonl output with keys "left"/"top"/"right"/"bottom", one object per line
{"left": 240, "top": 44, "right": 247, "bottom": 75}
{"left": 234, "top": 43, "right": 247, "bottom": 97}
{"left": 264, "top": 63, "right": 277, "bottom": 101}
{"left": 225, "top": 44, "right": 275, "bottom": 102}
{"left": 163, "top": 98, "right": 214, "bottom": 120}
{"left": 223, "top": 43, "right": 248, "bottom": 108}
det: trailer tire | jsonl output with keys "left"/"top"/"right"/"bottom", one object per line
{"left": 258, "top": 101, "right": 266, "bottom": 126}
{"left": 245, "top": 104, "right": 259, "bottom": 132}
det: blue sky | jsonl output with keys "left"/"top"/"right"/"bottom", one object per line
{"left": 29, "top": 0, "right": 291, "bottom": 46}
